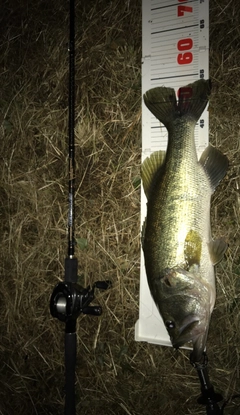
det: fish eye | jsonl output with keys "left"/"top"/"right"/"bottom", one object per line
{"left": 165, "top": 320, "right": 175, "bottom": 329}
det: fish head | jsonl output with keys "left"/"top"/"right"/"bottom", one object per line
{"left": 156, "top": 267, "right": 214, "bottom": 362}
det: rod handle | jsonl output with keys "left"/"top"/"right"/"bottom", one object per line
{"left": 64, "top": 331, "right": 76, "bottom": 415}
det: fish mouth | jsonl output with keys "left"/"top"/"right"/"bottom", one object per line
{"left": 172, "top": 317, "right": 209, "bottom": 362}
{"left": 173, "top": 320, "right": 199, "bottom": 349}
{"left": 172, "top": 317, "right": 201, "bottom": 349}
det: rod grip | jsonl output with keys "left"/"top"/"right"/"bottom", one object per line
{"left": 64, "top": 332, "right": 76, "bottom": 415}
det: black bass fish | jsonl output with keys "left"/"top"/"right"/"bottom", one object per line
{"left": 141, "top": 79, "right": 228, "bottom": 362}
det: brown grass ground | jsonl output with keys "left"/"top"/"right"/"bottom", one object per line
{"left": 0, "top": 0, "right": 239, "bottom": 414}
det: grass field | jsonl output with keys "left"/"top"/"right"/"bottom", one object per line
{"left": 0, "top": 1, "right": 239, "bottom": 414}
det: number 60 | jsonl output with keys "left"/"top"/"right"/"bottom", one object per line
{"left": 177, "top": 38, "right": 193, "bottom": 65}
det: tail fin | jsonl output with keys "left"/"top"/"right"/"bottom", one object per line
{"left": 143, "top": 79, "right": 211, "bottom": 130}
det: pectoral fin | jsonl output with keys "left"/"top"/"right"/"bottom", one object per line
{"left": 199, "top": 145, "right": 229, "bottom": 192}
{"left": 208, "top": 238, "right": 228, "bottom": 265}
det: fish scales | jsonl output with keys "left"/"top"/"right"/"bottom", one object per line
{"left": 141, "top": 80, "right": 228, "bottom": 362}
{"left": 145, "top": 118, "right": 211, "bottom": 281}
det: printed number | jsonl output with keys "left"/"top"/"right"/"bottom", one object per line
{"left": 200, "top": 119, "right": 204, "bottom": 128}
{"left": 200, "top": 19, "right": 205, "bottom": 29}
{"left": 178, "top": 5, "right": 193, "bottom": 16}
{"left": 200, "top": 69, "right": 204, "bottom": 79}
{"left": 178, "top": 38, "right": 193, "bottom": 51}
{"left": 177, "top": 1, "right": 194, "bottom": 65}
{"left": 177, "top": 52, "right": 193, "bottom": 65}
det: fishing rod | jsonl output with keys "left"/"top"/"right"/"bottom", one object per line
{"left": 50, "top": 1, "right": 111, "bottom": 414}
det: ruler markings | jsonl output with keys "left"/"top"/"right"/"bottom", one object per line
{"left": 150, "top": 60, "right": 199, "bottom": 66}
{"left": 151, "top": 68, "right": 199, "bottom": 77}
{"left": 151, "top": 4, "right": 198, "bottom": 17}
{"left": 151, "top": 15, "right": 198, "bottom": 29}
{"left": 151, "top": 73, "right": 198, "bottom": 81}
{"left": 151, "top": 39, "right": 199, "bottom": 50}
{"left": 151, "top": 0, "right": 198, "bottom": 11}
{"left": 151, "top": 27, "right": 199, "bottom": 34}
{"left": 151, "top": 32, "right": 199, "bottom": 40}
{"left": 150, "top": 63, "right": 198, "bottom": 69}
{"left": 151, "top": 25, "right": 199, "bottom": 32}
{"left": 151, "top": 11, "right": 198, "bottom": 20}
{"left": 151, "top": 14, "right": 196, "bottom": 22}
{"left": 151, "top": 35, "right": 199, "bottom": 41}
{"left": 151, "top": 24, "right": 198, "bottom": 34}
{"left": 151, "top": 0, "right": 199, "bottom": 9}
{"left": 151, "top": 66, "right": 199, "bottom": 71}
{"left": 151, "top": 21, "right": 198, "bottom": 28}
{"left": 150, "top": 71, "right": 200, "bottom": 77}
{"left": 150, "top": 56, "right": 199, "bottom": 63}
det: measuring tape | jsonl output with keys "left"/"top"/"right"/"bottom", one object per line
{"left": 135, "top": 0, "right": 209, "bottom": 348}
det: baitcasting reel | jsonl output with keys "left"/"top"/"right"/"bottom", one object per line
{"left": 50, "top": 272, "right": 111, "bottom": 323}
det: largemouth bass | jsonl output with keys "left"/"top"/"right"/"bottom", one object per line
{"left": 141, "top": 79, "right": 228, "bottom": 362}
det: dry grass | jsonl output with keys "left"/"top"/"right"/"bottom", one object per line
{"left": 0, "top": 0, "right": 239, "bottom": 414}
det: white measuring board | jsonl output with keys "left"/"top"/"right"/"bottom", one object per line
{"left": 135, "top": 0, "right": 209, "bottom": 347}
